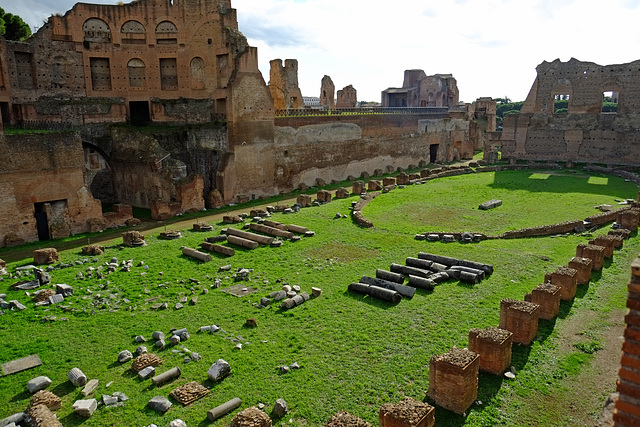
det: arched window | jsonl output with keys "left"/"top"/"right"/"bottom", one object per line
{"left": 121, "top": 20, "right": 146, "bottom": 44}
{"left": 156, "top": 21, "right": 177, "bottom": 44}
{"left": 190, "top": 57, "right": 205, "bottom": 89}
{"left": 127, "top": 58, "right": 146, "bottom": 88}
{"left": 83, "top": 18, "right": 111, "bottom": 43}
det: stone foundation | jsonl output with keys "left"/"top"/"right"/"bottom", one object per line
{"left": 544, "top": 267, "right": 578, "bottom": 301}
{"left": 499, "top": 299, "right": 540, "bottom": 345}
{"left": 525, "top": 283, "right": 561, "bottom": 320}
{"left": 352, "top": 181, "right": 366, "bottom": 195}
{"left": 368, "top": 180, "right": 383, "bottom": 191}
{"left": 427, "top": 347, "right": 479, "bottom": 415}
{"left": 383, "top": 177, "right": 396, "bottom": 186}
{"left": 317, "top": 190, "right": 332, "bottom": 203}
{"left": 568, "top": 257, "right": 592, "bottom": 285}
{"left": 468, "top": 327, "right": 512, "bottom": 375}
{"left": 576, "top": 244, "right": 606, "bottom": 270}
{"left": 334, "top": 188, "right": 349, "bottom": 199}
{"left": 297, "top": 195, "right": 312, "bottom": 207}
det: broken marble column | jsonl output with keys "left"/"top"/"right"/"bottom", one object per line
{"left": 68, "top": 368, "right": 87, "bottom": 387}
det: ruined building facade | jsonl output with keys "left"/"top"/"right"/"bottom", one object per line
{"left": 0, "top": 0, "right": 491, "bottom": 248}
{"left": 381, "top": 70, "right": 459, "bottom": 108}
{"left": 498, "top": 58, "right": 640, "bottom": 164}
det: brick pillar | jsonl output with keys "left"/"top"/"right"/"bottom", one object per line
{"left": 296, "top": 194, "right": 312, "bottom": 207}
{"left": 499, "top": 299, "right": 540, "bottom": 345}
{"left": 576, "top": 244, "right": 605, "bottom": 270}
{"left": 618, "top": 209, "right": 640, "bottom": 231}
{"left": 317, "top": 190, "right": 332, "bottom": 203}
{"left": 544, "top": 267, "right": 578, "bottom": 301}
{"left": 610, "top": 229, "right": 632, "bottom": 240}
{"left": 379, "top": 397, "right": 435, "bottom": 427}
{"left": 383, "top": 177, "right": 396, "bottom": 186}
{"left": 589, "top": 235, "right": 617, "bottom": 258}
{"left": 396, "top": 172, "right": 409, "bottom": 185}
{"left": 568, "top": 257, "right": 592, "bottom": 285}
{"left": 367, "top": 180, "right": 382, "bottom": 191}
{"left": 614, "top": 257, "right": 640, "bottom": 426}
{"left": 427, "top": 347, "right": 478, "bottom": 415}
{"left": 420, "top": 169, "right": 431, "bottom": 178}
{"left": 468, "top": 327, "right": 512, "bottom": 375}
{"left": 352, "top": 181, "right": 366, "bottom": 195}
{"left": 525, "top": 283, "right": 561, "bottom": 320}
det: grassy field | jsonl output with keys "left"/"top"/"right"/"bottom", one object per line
{"left": 0, "top": 168, "right": 636, "bottom": 426}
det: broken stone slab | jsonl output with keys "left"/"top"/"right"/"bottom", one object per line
{"left": 73, "top": 399, "right": 97, "bottom": 417}
{"left": 48, "top": 294, "right": 64, "bottom": 304}
{"left": 148, "top": 396, "right": 172, "bottom": 413}
{"left": 118, "top": 350, "right": 133, "bottom": 363}
{"left": 2, "top": 354, "right": 42, "bottom": 375}
{"left": 169, "top": 420, "right": 187, "bottom": 427}
{"left": 102, "top": 394, "right": 118, "bottom": 405}
{"left": 152, "top": 331, "right": 165, "bottom": 341}
{"left": 68, "top": 367, "right": 87, "bottom": 387}
{"left": 274, "top": 398, "right": 288, "bottom": 416}
{"left": 26, "top": 376, "right": 52, "bottom": 394}
{"left": 0, "top": 413, "right": 25, "bottom": 427}
{"left": 9, "top": 300, "right": 27, "bottom": 310}
{"left": 138, "top": 366, "right": 156, "bottom": 380}
{"left": 81, "top": 379, "right": 99, "bottom": 397}
{"left": 55, "top": 284, "right": 74, "bottom": 297}
{"left": 207, "top": 359, "right": 231, "bottom": 382}
{"left": 479, "top": 199, "right": 502, "bottom": 210}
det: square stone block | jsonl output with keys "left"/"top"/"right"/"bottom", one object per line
{"left": 618, "top": 209, "right": 640, "bottom": 231}
{"left": 589, "top": 235, "right": 618, "bottom": 258}
{"left": 379, "top": 397, "right": 434, "bottom": 427}
{"left": 468, "top": 327, "right": 512, "bottom": 375}
{"left": 544, "top": 267, "right": 577, "bottom": 301}
{"left": 526, "top": 283, "right": 561, "bottom": 320}
{"left": 576, "top": 244, "right": 605, "bottom": 270}
{"left": 499, "top": 299, "right": 540, "bottom": 345}
{"left": 568, "top": 257, "right": 592, "bottom": 285}
{"left": 427, "top": 347, "right": 479, "bottom": 415}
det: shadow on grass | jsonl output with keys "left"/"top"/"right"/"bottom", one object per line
{"left": 50, "top": 381, "right": 76, "bottom": 398}
{"left": 341, "top": 289, "right": 400, "bottom": 310}
{"left": 59, "top": 412, "right": 89, "bottom": 426}
{"left": 557, "top": 298, "right": 575, "bottom": 320}
{"left": 10, "top": 389, "right": 30, "bottom": 403}
{"left": 510, "top": 344, "right": 533, "bottom": 372}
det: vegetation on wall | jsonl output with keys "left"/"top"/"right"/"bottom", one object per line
{"left": 0, "top": 8, "right": 31, "bottom": 41}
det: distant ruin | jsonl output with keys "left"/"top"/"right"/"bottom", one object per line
{"left": 381, "top": 70, "right": 459, "bottom": 108}
{"left": 497, "top": 58, "right": 640, "bottom": 165}
{"left": 269, "top": 59, "right": 303, "bottom": 110}
{"left": 320, "top": 75, "right": 336, "bottom": 109}
{"left": 336, "top": 85, "right": 357, "bottom": 108}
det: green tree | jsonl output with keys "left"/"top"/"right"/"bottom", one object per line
{"left": 0, "top": 8, "right": 31, "bottom": 41}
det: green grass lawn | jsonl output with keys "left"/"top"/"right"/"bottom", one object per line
{"left": 0, "top": 168, "right": 636, "bottom": 426}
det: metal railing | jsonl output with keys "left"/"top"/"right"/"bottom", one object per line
{"left": 274, "top": 106, "right": 449, "bottom": 118}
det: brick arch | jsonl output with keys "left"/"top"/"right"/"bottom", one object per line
{"left": 20, "top": 176, "right": 75, "bottom": 206}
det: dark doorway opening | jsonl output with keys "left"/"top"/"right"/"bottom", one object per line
{"left": 34, "top": 202, "right": 50, "bottom": 241}
{"left": 0, "top": 102, "right": 10, "bottom": 125}
{"left": 429, "top": 144, "right": 439, "bottom": 164}
{"left": 129, "top": 101, "right": 150, "bottom": 126}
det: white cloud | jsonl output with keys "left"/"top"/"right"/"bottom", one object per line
{"left": 5, "top": 0, "right": 640, "bottom": 102}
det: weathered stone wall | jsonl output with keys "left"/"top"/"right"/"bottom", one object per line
{"left": 0, "top": 134, "right": 102, "bottom": 247}
{"left": 269, "top": 59, "right": 304, "bottom": 110}
{"left": 501, "top": 58, "right": 640, "bottom": 165}
{"left": 336, "top": 85, "right": 357, "bottom": 108}
{"left": 320, "top": 75, "right": 335, "bottom": 109}
{"left": 382, "top": 70, "right": 460, "bottom": 108}
{"left": 272, "top": 115, "right": 470, "bottom": 191}
{"left": 0, "top": 0, "right": 250, "bottom": 125}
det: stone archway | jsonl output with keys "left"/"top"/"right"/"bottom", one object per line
{"left": 83, "top": 142, "right": 117, "bottom": 204}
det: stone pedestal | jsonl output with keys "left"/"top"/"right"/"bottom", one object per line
{"left": 576, "top": 244, "right": 605, "bottom": 270}
{"left": 525, "top": 283, "right": 561, "bottom": 320}
{"left": 568, "top": 257, "right": 592, "bottom": 285}
{"left": 317, "top": 190, "right": 332, "bottom": 203}
{"left": 468, "top": 327, "right": 512, "bottom": 375}
{"left": 383, "top": 177, "right": 396, "bottom": 186}
{"left": 589, "top": 235, "right": 618, "bottom": 258}
{"left": 609, "top": 229, "right": 631, "bottom": 240}
{"left": 296, "top": 194, "right": 312, "bottom": 207}
{"left": 334, "top": 188, "right": 349, "bottom": 199}
{"left": 420, "top": 169, "right": 431, "bottom": 178}
{"left": 427, "top": 347, "right": 479, "bottom": 415}
{"left": 499, "top": 299, "right": 540, "bottom": 345}
{"left": 409, "top": 173, "right": 420, "bottom": 181}
{"left": 367, "top": 180, "right": 382, "bottom": 191}
{"left": 352, "top": 181, "right": 366, "bottom": 195}
{"left": 396, "top": 172, "right": 409, "bottom": 185}
{"left": 618, "top": 209, "right": 640, "bottom": 231}
{"left": 544, "top": 267, "right": 578, "bottom": 301}
{"left": 379, "top": 397, "right": 435, "bottom": 427}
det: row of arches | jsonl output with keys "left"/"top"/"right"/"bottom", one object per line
{"left": 83, "top": 18, "right": 178, "bottom": 35}
{"left": 126, "top": 57, "right": 206, "bottom": 89}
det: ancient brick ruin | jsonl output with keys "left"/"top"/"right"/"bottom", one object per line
{"left": 320, "top": 75, "right": 336, "bottom": 109}
{"left": 269, "top": 59, "right": 303, "bottom": 110}
{"left": 498, "top": 58, "right": 640, "bottom": 165}
{"left": 381, "top": 70, "right": 459, "bottom": 108}
{"left": 336, "top": 85, "right": 357, "bottom": 108}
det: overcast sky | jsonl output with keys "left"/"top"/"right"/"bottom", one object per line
{"left": 4, "top": 0, "right": 640, "bottom": 102}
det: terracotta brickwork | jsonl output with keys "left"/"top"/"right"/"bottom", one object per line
{"left": 544, "top": 267, "right": 578, "bottom": 301}
{"left": 589, "top": 235, "right": 618, "bottom": 258}
{"left": 468, "top": 327, "right": 513, "bottom": 375}
{"left": 614, "top": 257, "right": 640, "bottom": 426}
{"left": 336, "top": 85, "right": 357, "bottom": 108}
{"left": 576, "top": 243, "right": 606, "bottom": 270}
{"left": 525, "top": 283, "right": 561, "bottom": 320}
{"left": 427, "top": 347, "right": 479, "bottom": 415}
{"left": 499, "top": 58, "right": 640, "bottom": 165}
{"left": 618, "top": 210, "right": 640, "bottom": 231}
{"left": 568, "top": 257, "right": 593, "bottom": 285}
{"left": 382, "top": 70, "right": 459, "bottom": 108}
{"left": 269, "top": 59, "right": 304, "bottom": 110}
{"left": 379, "top": 397, "right": 435, "bottom": 427}
{"left": 499, "top": 299, "right": 540, "bottom": 345}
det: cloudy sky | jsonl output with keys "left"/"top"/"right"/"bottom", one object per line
{"left": 4, "top": 0, "right": 640, "bottom": 102}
